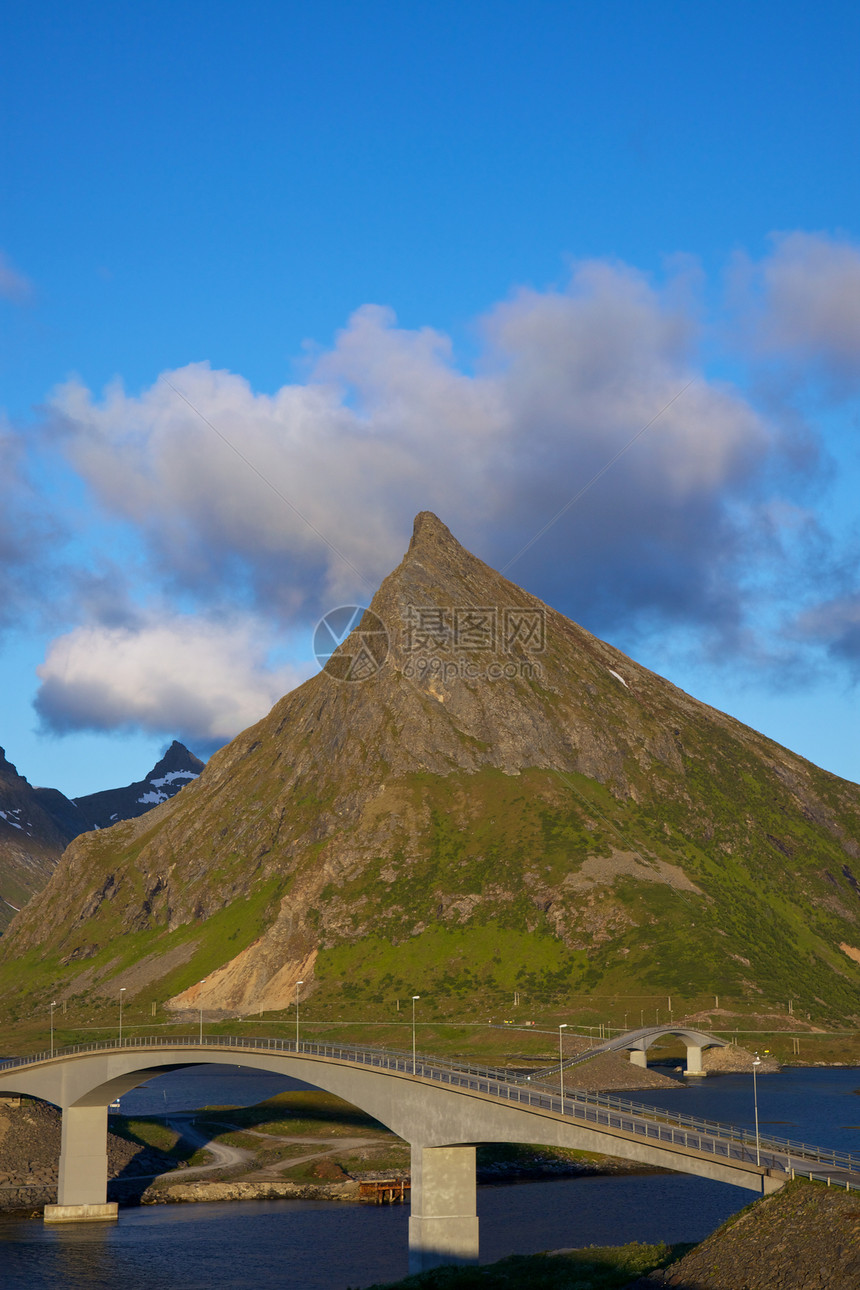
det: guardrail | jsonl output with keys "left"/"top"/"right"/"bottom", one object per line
{"left": 3, "top": 1034, "right": 859, "bottom": 1180}
{"left": 789, "top": 1166, "right": 860, "bottom": 1192}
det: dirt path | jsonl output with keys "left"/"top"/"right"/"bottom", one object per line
{"left": 128, "top": 1115, "right": 256, "bottom": 1182}
{"left": 165, "top": 1115, "right": 258, "bottom": 1177}
{"left": 232, "top": 1128, "right": 382, "bottom": 1180}
{"left": 135, "top": 1119, "right": 383, "bottom": 1183}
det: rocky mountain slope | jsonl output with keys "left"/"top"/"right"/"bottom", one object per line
{"left": 3, "top": 513, "right": 860, "bottom": 1025}
{"left": 0, "top": 749, "right": 79, "bottom": 931}
{"left": 0, "top": 742, "right": 202, "bottom": 933}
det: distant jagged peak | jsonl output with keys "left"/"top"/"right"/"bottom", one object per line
{"left": 0, "top": 748, "right": 24, "bottom": 781}
{"left": 72, "top": 739, "right": 206, "bottom": 826}
{"left": 145, "top": 740, "right": 205, "bottom": 786}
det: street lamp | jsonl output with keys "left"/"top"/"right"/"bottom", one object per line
{"left": 119, "top": 987, "right": 126, "bottom": 1044}
{"left": 412, "top": 996, "right": 420, "bottom": 1075}
{"left": 198, "top": 979, "right": 206, "bottom": 1045}
{"left": 50, "top": 1000, "right": 57, "bottom": 1058}
{"left": 295, "top": 980, "right": 304, "bottom": 1048}
{"left": 558, "top": 1024, "right": 568, "bottom": 1109}
{"left": 752, "top": 1052, "right": 762, "bottom": 1167}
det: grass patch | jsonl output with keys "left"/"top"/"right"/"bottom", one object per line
{"left": 203, "top": 1090, "right": 394, "bottom": 1139}
{"left": 318, "top": 924, "right": 587, "bottom": 1004}
{"left": 192, "top": 1124, "right": 262, "bottom": 1151}
{"left": 110, "top": 1116, "right": 187, "bottom": 1159}
{"left": 359, "top": 1241, "right": 690, "bottom": 1289}
{"left": 336, "top": 1145, "right": 412, "bottom": 1174}
{"left": 277, "top": 1156, "right": 351, "bottom": 1182}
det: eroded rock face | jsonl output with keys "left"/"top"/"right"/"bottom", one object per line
{"left": 0, "top": 750, "right": 80, "bottom": 933}
{"left": 4, "top": 513, "right": 860, "bottom": 1019}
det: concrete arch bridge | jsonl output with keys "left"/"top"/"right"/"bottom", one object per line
{"left": 2, "top": 1033, "right": 857, "bottom": 1274}
{"left": 545, "top": 1024, "right": 732, "bottom": 1077}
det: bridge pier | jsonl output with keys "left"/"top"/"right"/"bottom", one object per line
{"left": 408, "top": 1145, "right": 479, "bottom": 1274}
{"left": 629, "top": 1049, "right": 647, "bottom": 1067}
{"left": 44, "top": 1103, "right": 117, "bottom": 1223}
{"left": 684, "top": 1044, "right": 706, "bottom": 1077}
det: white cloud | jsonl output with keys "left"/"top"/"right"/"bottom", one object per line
{"left": 736, "top": 232, "right": 860, "bottom": 388}
{"left": 35, "top": 614, "right": 312, "bottom": 745}
{"left": 47, "top": 258, "right": 779, "bottom": 643}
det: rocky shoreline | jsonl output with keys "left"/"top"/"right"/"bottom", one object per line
{"left": 140, "top": 1178, "right": 361, "bottom": 1205}
{"left": 0, "top": 1096, "right": 177, "bottom": 1216}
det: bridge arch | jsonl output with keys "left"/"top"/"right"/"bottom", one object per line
{"left": 605, "top": 1026, "right": 728, "bottom": 1075}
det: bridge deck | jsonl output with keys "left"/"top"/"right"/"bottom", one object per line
{"left": 2, "top": 1032, "right": 858, "bottom": 1189}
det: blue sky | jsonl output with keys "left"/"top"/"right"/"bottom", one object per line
{"left": 1, "top": 1, "right": 859, "bottom": 796}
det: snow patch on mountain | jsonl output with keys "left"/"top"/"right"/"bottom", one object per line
{"left": 0, "top": 808, "right": 28, "bottom": 832}
{"left": 150, "top": 770, "right": 199, "bottom": 788}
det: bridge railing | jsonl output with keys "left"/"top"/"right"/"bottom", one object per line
{"left": 3, "top": 1033, "right": 858, "bottom": 1179}
{"left": 565, "top": 1086, "right": 859, "bottom": 1168}
{"left": 408, "top": 1058, "right": 860, "bottom": 1178}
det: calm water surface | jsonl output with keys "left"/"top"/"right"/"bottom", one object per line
{"left": 640, "top": 1062, "right": 860, "bottom": 1153}
{"left": 0, "top": 1064, "right": 857, "bottom": 1289}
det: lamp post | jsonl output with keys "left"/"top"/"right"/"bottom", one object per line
{"left": 50, "top": 1000, "right": 57, "bottom": 1058}
{"left": 198, "top": 979, "right": 206, "bottom": 1044}
{"left": 558, "top": 1023, "right": 568, "bottom": 1109}
{"left": 295, "top": 980, "right": 304, "bottom": 1048}
{"left": 118, "top": 987, "right": 126, "bottom": 1044}
{"left": 752, "top": 1052, "right": 761, "bottom": 1167}
{"left": 412, "top": 996, "right": 420, "bottom": 1075}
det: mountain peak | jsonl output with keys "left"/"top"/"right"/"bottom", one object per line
{"left": 408, "top": 510, "right": 459, "bottom": 553}
{"left": 148, "top": 741, "right": 205, "bottom": 782}
{"left": 403, "top": 512, "right": 482, "bottom": 579}
{"left": 6, "top": 523, "right": 860, "bottom": 1030}
{"left": 71, "top": 740, "right": 205, "bottom": 830}
{"left": 382, "top": 512, "right": 512, "bottom": 618}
